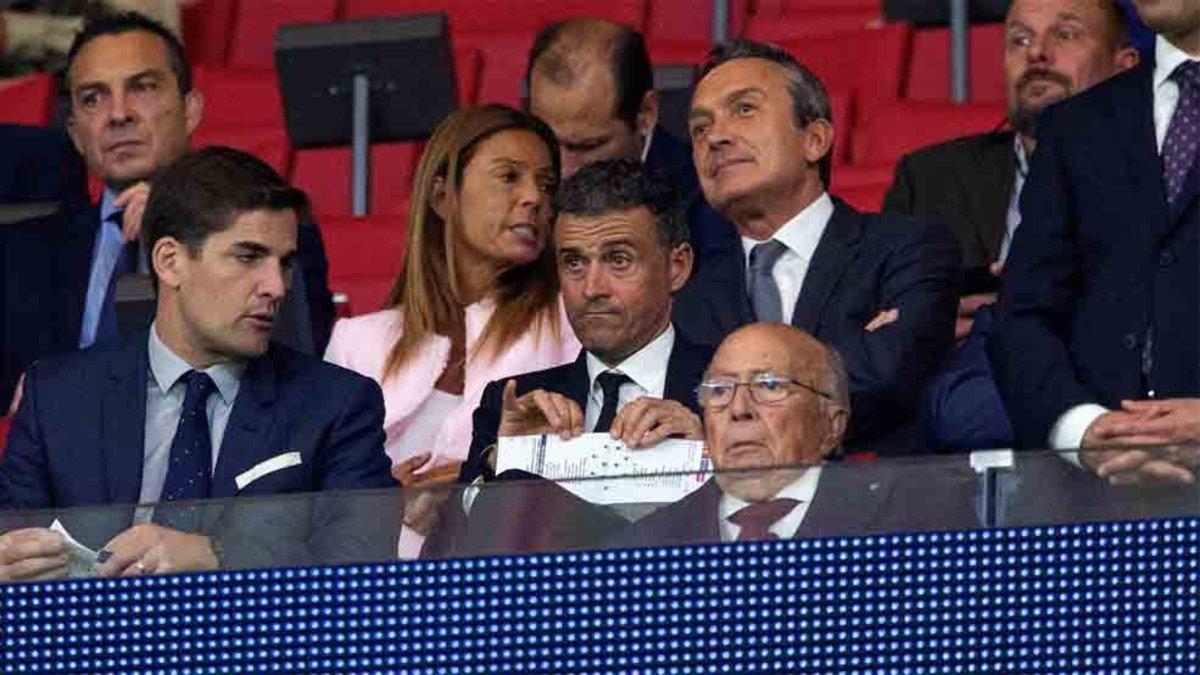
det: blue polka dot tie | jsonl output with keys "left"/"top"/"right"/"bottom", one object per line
{"left": 1162, "top": 60, "right": 1200, "bottom": 208}
{"left": 157, "top": 370, "right": 217, "bottom": 509}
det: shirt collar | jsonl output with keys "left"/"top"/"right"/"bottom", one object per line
{"left": 640, "top": 127, "right": 654, "bottom": 162}
{"left": 147, "top": 323, "right": 245, "bottom": 405}
{"left": 1154, "top": 34, "right": 1199, "bottom": 90}
{"left": 99, "top": 189, "right": 119, "bottom": 225}
{"left": 739, "top": 192, "right": 834, "bottom": 261}
{"left": 718, "top": 465, "right": 823, "bottom": 521}
{"left": 585, "top": 324, "right": 676, "bottom": 397}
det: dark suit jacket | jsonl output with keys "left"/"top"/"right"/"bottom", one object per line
{"left": 0, "top": 202, "right": 336, "bottom": 404}
{"left": 673, "top": 198, "right": 962, "bottom": 449}
{"left": 0, "top": 336, "right": 398, "bottom": 569}
{"left": 988, "top": 59, "right": 1200, "bottom": 448}
{"left": 607, "top": 460, "right": 979, "bottom": 549}
{"left": 644, "top": 126, "right": 739, "bottom": 256}
{"left": 459, "top": 332, "right": 714, "bottom": 484}
{"left": 883, "top": 130, "right": 1016, "bottom": 269}
{"left": 0, "top": 124, "right": 88, "bottom": 208}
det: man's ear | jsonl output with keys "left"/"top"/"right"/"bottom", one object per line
{"left": 153, "top": 236, "right": 188, "bottom": 291}
{"left": 801, "top": 118, "right": 835, "bottom": 168}
{"left": 636, "top": 90, "right": 660, "bottom": 141}
{"left": 1115, "top": 45, "right": 1140, "bottom": 72}
{"left": 667, "top": 241, "right": 694, "bottom": 293}
{"left": 183, "top": 90, "right": 204, "bottom": 137}
{"left": 819, "top": 404, "right": 849, "bottom": 456}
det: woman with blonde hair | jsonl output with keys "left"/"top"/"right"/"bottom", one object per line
{"left": 325, "top": 105, "right": 579, "bottom": 484}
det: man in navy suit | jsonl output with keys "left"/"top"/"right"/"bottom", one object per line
{"left": 0, "top": 147, "right": 395, "bottom": 583}
{"left": 674, "top": 39, "right": 962, "bottom": 451}
{"left": 524, "top": 17, "right": 735, "bottom": 254}
{"left": 0, "top": 11, "right": 334, "bottom": 407}
{"left": 989, "top": 0, "right": 1199, "bottom": 485}
{"left": 609, "top": 323, "right": 977, "bottom": 550}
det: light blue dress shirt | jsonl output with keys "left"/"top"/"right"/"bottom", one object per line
{"left": 78, "top": 190, "right": 126, "bottom": 348}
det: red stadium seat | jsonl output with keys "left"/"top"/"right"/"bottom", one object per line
{"left": 320, "top": 213, "right": 408, "bottom": 316}
{"left": 741, "top": 11, "right": 884, "bottom": 42}
{"left": 455, "top": 48, "right": 484, "bottom": 106}
{"left": 905, "top": 23, "right": 1007, "bottom": 104}
{"left": 832, "top": 180, "right": 890, "bottom": 211}
{"left": 830, "top": 163, "right": 894, "bottom": 211}
{"left": 192, "top": 125, "right": 293, "bottom": 176}
{"left": 827, "top": 89, "right": 853, "bottom": 165}
{"left": 753, "top": 0, "right": 883, "bottom": 14}
{"left": 193, "top": 66, "right": 285, "bottom": 129}
{"left": 343, "top": 0, "right": 647, "bottom": 35}
{"left": 0, "top": 415, "right": 9, "bottom": 460}
{"left": 773, "top": 24, "right": 912, "bottom": 124}
{"left": 0, "top": 73, "right": 54, "bottom": 126}
{"left": 227, "top": 0, "right": 340, "bottom": 69}
{"left": 851, "top": 100, "right": 1007, "bottom": 166}
{"left": 182, "top": 0, "right": 238, "bottom": 66}
{"left": 290, "top": 142, "right": 424, "bottom": 216}
{"left": 645, "top": 0, "right": 750, "bottom": 52}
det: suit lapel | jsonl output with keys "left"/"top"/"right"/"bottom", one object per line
{"left": 210, "top": 351, "right": 279, "bottom": 498}
{"left": 1109, "top": 62, "right": 1173, "bottom": 239}
{"left": 1167, "top": 153, "right": 1199, "bottom": 228}
{"left": 702, "top": 241, "right": 754, "bottom": 331}
{"left": 57, "top": 205, "right": 101, "bottom": 342}
{"left": 662, "top": 337, "right": 707, "bottom": 413}
{"left": 794, "top": 465, "right": 892, "bottom": 538}
{"left": 790, "top": 201, "right": 862, "bottom": 333}
{"left": 551, "top": 351, "right": 593, "bottom": 413}
{"left": 100, "top": 337, "right": 150, "bottom": 505}
{"left": 973, "top": 131, "right": 1016, "bottom": 261}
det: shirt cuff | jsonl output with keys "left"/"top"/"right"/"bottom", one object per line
{"left": 396, "top": 524, "right": 426, "bottom": 560}
{"left": 1048, "top": 403, "right": 1108, "bottom": 467}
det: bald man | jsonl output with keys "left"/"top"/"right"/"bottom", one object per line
{"left": 525, "top": 18, "right": 735, "bottom": 253}
{"left": 611, "top": 324, "right": 977, "bottom": 547}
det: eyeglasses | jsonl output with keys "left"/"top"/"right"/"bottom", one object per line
{"left": 696, "top": 373, "right": 835, "bottom": 409}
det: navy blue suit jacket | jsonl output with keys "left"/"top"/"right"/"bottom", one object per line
{"left": 673, "top": 198, "right": 962, "bottom": 449}
{"left": 0, "top": 336, "right": 397, "bottom": 566}
{"left": 988, "top": 60, "right": 1200, "bottom": 448}
{"left": 0, "top": 203, "right": 336, "bottom": 404}
{"left": 0, "top": 124, "right": 88, "bottom": 207}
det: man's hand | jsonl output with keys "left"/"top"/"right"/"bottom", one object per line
{"left": 609, "top": 397, "right": 703, "bottom": 448}
{"left": 0, "top": 528, "right": 67, "bottom": 583}
{"left": 864, "top": 308, "right": 899, "bottom": 332}
{"left": 392, "top": 453, "right": 460, "bottom": 536}
{"left": 1105, "top": 399, "right": 1200, "bottom": 445}
{"left": 956, "top": 293, "right": 997, "bottom": 342}
{"left": 1080, "top": 409, "right": 1198, "bottom": 487}
{"left": 113, "top": 181, "right": 152, "bottom": 244}
{"left": 496, "top": 379, "right": 584, "bottom": 439}
{"left": 97, "top": 523, "right": 218, "bottom": 577}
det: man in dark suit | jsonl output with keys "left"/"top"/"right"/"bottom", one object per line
{"left": 989, "top": 0, "right": 1199, "bottom": 484}
{"left": 0, "top": 11, "right": 334, "bottom": 407}
{"left": 882, "top": 0, "right": 1141, "bottom": 450}
{"left": 610, "top": 323, "right": 977, "bottom": 550}
{"left": 0, "top": 147, "right": 395, "bottom": 583}
{"left": 675, "top": 39, "right": 962, "bottom": 451}
{"left": 524, "top": 17, "right": 735, "bottom": 255}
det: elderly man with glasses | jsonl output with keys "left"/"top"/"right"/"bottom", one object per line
{"left": 610, "top": 322, "right": 977, "bottom": 547}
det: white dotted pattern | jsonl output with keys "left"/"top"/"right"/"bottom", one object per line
{"left": 1163, "top": 61, "right": 1200, "bottom": 207}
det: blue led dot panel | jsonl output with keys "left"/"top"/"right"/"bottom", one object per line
{"left": 3, "top": 518, "right": 1197, "bottom": 673}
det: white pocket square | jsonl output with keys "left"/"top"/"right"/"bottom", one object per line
{"left": 235, "top": 451, "right": 302, "bottom": 490}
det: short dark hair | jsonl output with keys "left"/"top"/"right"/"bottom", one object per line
{"left": 699, "top": 39, "right": 834, "bottom": 187}
{"left": 525, "top": 19, "right": 653, "bottom": 128}
{"left": 143, "top": 147, "right": 308, "bottom": 258}
{"left": 557, "top": 158, "right": 688, "bottom": 249}
{"left": 65, "top": 11, "right": 192, "bottom": 100}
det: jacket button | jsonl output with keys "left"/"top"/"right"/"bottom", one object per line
{"left": 1159, "top": 251, "right": 1176, "bottom": 267}
{"left": 1123, "top": 333, "right": 1139, "bottom": 350}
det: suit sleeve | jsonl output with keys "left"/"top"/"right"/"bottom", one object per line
{"left": 458, "top": 379, "right": 505, "bottom": 484}
{"left": 986, "top": 106, "right": 1097, "bottom": 448}
{"left": 838, "top": 217, "right": 961, "bottom": 443}
{"left": 881, "top": 153, "right": 917, "bottom": 215}
{"left": 0, "top": 361, "right": 54, "bottom": 513}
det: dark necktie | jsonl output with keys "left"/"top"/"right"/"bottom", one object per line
{"left": 747, "top": 239, "right": 789, "bottom": 323}
{"left": 155, "top": 371, "right": 218, "bottom": 527}
{"left": 592, "top": 371, "right": 632, "bottom": 433}
{"left": 729, "top": 498, "right": 800, "bottom": 541}
{"left": 1162, "top": 60, "right": 1200, "bottom": 208}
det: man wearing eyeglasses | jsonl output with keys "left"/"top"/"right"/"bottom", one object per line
{"left": 611, "top": 323, "right": 977, "bottom": 547}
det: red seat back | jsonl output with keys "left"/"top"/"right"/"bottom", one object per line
{"left": 290, "top": 142, "right": 423, "bottom": 217}
{"left": 742, "top": 11, "right": 883, "bottom": 42}
{"left": 830, "top": 164, "right": 895, "bottom": 212}
{"left": 0, "top": 73, "right": 54, "bottom": 126}
{"left": 227, "top": 0, "right": 340, "bottom": 69}
{"left": 182, "top": 0, "right": 238, "bottom": 65}
{"left": 343, "top": 0, "right": 647, "bottom": 34}
{"left": 0, "top": 415, "right": 9, "bottom": 460}
{"left": 320, "top": 213, "right": 409, "bottom": 316}
{"left": 193, "top": 66, "right": 285, "bottom": 129}
{"left": 851, "top": 101, "right": 1007, "bottom": 166}
{"left": 192, "top": 125, "right": 293, "bottom": 176}
{"left": 906, "top": 23, "right": 1007, "bottom": 104}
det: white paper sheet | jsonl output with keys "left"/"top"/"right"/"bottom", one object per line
{"left": 496, "top": 433, "right": 711, "bottom": 505}
{"left": 50, "top": 519, "right": 99, "bottom": 578}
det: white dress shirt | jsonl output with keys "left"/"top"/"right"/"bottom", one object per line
{"left": 584, "top": 325, "right": 675, "bottom": 430}
{"left": 739, "top": 193, "right": 834, "bottom": 325}
{"left": 718, "top": 467, "right": 822, "bottom": 542}
{"left": 997, "top": 137, "right": 1030, "bottom": 264}
{"left": 1048, "top": 35, "right": 1200, "bottom": 451}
